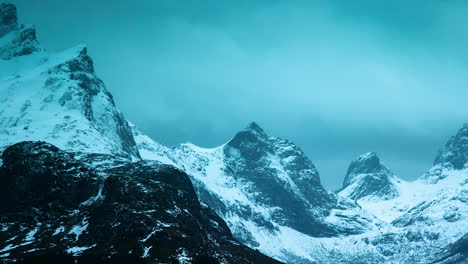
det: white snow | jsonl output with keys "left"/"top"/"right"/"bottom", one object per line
{"left": 52, "top": 226, "right": 65, "bottom": 236}
{"left": 142, "top": 246, "right": 152, "bottom": 258}
{"left": 176, "top": 248, "right": 192, "bottom": 264}
{"left": 68, "top": 218, "right": 88, "bottom": 241}
{"left": 24, "top": 226, "right": 39, "bottom": 242}
{"left": 0, "top": 43, "right": 138, "bottom": 159}
{"left": 65, "top": 244, "right": 96, "bottom": 256}
{"left": 350, "top": 169, "right": 468, "bottom": 223}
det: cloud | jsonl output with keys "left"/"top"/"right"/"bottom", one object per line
{"left": 11, "top": 0, "right": 468, "bottom": 188}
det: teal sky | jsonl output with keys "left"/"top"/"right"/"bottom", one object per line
{"left": 10, "top": 0, "right": 468, "bottom": 189}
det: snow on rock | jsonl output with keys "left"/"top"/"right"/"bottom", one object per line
{"left": 134, "top": 122, "right": 381, "bottom": 262}
{"left": 0, "top": 3, "right": 39, "bottom": 60}
{"left": 339, "top": 152, "right": 399, "bottom": 202}
{"left": 0, "top": 141, "right": 280, "bottom": 264}
{"left": 0, "top": 5, "right": 139, "bottom": 160}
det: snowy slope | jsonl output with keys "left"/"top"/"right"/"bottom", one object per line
{"left": 339, "top": 152, "right": 399, "bottom": 202}
{"left": 134, "top": 122, "right": 468, "bottom": 263}
{"left": 334, "top": 125, "right": 468, "bottom": 263}
{"left": 2, "top": 3, "right": 467, "bottom": 263}
{"left": 0, "top": 3, "right": 140, "bottom": 160}
{"left": 132, "top": 122, "right": 382, "bottom": 263}
{"left": 339, "top": 125, "right": 468, "bottom": 223}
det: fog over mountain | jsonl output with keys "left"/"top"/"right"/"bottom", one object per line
{"left": 1, "top": 2, "right": 467, "bottom": 263}
{"left": 10, "top": 0, "right": 468, "bottom": 189}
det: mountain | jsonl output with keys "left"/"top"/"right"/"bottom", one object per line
{"left": 338, "top": 125, "right": 468, "bottom": 224}
{"left": 0, "top": 141, "right": 282, "bottom": 264}
{"left": 0, "top": 3, "right": 140, "bottom": 160}
{"left": 423, "top": 123, "right": 468, "bottom": 183}
{"left": 133, "top": 122, "right": 468, "bottom": 263}
{"left": 431, "top": 234, "right": 468, "bottom": 264}
{"left": 1, "top": 2, "right": 467, "bottom": 264}
{"left": 339, "top": 152, "right": 399, "bottom": 201}
{"left": 132, "top": 122, "right": 381, "bottom": 263}
{"left": 0, "top": 4, "right": 278, "bottom": 263}
{"left": 334, "top": 125, "right": 468, "bottom": 263}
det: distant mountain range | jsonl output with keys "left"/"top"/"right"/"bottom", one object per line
{"left": 0, "top": 3, "right": 466, "bottom": 264}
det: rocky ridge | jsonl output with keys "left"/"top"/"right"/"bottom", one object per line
{"left": 0, "top": 141, "right": 282, "bottom": 264}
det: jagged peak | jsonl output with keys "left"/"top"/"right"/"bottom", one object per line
{"left": 231, "top": 121, "right": 267, "bottom": 140}
{"left": 225, "top": 122, "right": 272, "bottom": 159}
{"left": 0, "top": 3, "right": 40, "bottom": 59}
{"left": 245, "top": 122, "right": 264, "bottom": 133}
{"left": 0, "top": 3, "right": 17, "bottom": 37}
{"left": 340, "top": 152, "right": 398, "bottom": 201}
{"left": 347, "top": 152, "right": 382, "bottom": 174}
{"left": 75, "top": 44, "right": 88, "bottom": 55}
{"left": 422, "top": 123, "right": 468, "bottom": 183}
{"left": 343, "top": 152, "right": 392, "bottom": 187}
{"left": 434, "top": 123, "right": 468, "bottom": 169}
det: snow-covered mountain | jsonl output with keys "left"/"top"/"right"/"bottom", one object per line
{"left": 0, "top": 141, "right": 282, "bottom": 263}
{"left": 423, "top": 123, "right": 468, "bottom": 183}
{"left": 1, "top": 2, "right": 467, "bottom": 263}
{"left": 339, "top": 152, "right": 399, "bottom": 202}
{"left": 338, "top": 126, "right": 468, "bottom": 225}
{"left": 132, "top": 122, "right": 384, "bottom": 263}
{"left": 334, "top": 125, "right": 468, "bottom": 263}
{"left": 132, "top": 119, "right": 468, "bottom": 264}
{"left": 0, "top": 4, "right": 280, "bottom": 263}
{"left": 0, "top": 3, "right": 140, "bottom": 160}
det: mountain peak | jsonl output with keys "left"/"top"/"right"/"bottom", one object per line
{"left": 340, "top": 152, "right": 398, "bottom": 200}
{"left": 245, "top": 121, "right": 265, "bottom": 134}
{"left": 0, "top": 3, "right": 39, "bottom": 60}
{"left": 345, "top": 152, "right": 382, "bottom": 181}
{"left": 434, "top": 124, "right": 468, "bottom": 169}
{"left": 226, "top": 122, "right": 269, "bottom": 157}
{"left": 0, "top": 5, "right": 138, "bottom": 160}
{"left": 422, "top": 123, "right": 468, "bottom": 182}
{"left": 0, "top": 3, "right": 17, "bottom": 37}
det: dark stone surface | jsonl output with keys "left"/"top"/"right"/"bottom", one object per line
{"left": 434, "top": 125, "right": 468, "bottom": 170}
{"left": 0, "top": 3, "right": 17, "bottom": 37}
{"left": 222, "top": 122, "right": 350, "bottom": 238}
{"left": 430, "top": 233, "right": 468, "bottom": 264}
{"left": 422, "top": 124, "right": 468, "bottom": 183}
{"left": 51, "top": 47, "right": 141, "bottom": 160}
{"left": 0, "top": 141, "right": 282, "bottom": 264}
{"left": 341, "top": 153, "right": 398, "bottom": 200}
{"left": 0, "top": 3, "right": 39, "bottom": 59}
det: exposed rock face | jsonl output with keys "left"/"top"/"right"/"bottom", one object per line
{"left": 423, "top": 124, "right": 468, "bottom": 183}
{"left": 2, "top": 3, "right": 467, "bottom": 264}
{"left": 0, "top": 3, "right": 39, "bottom": 59}
{"left": 133, "top": 122, "right": 379, "bottom": 263}
{"left": 0, "top": 4, "right": 139, "bottom": 160}
{"left": 0, "top": 3, "right": 18, "bottom": 37}
{"left": 431, "top": 234, "right": 468, "bottom": 264}
{"left": 223, "top": 122, "right": 336, "bottom": 236}
{"left": 0, "top": 141, "right": 282, "bottom": 264}
{"left": 340, "top": 152, "right": 399, "bottom": 201}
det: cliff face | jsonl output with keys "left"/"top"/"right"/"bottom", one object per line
{"left": 423, "top": 124, "right": 468, "bottom": 183}
{"left": 0, "top": 141, "right": 282, "bottom": 264}
{"left": 0, "top": 3, "right": 140, "bottom": 160}
{"left": 340, "top": 152, "right": 399, "bottom": 201}
{"left": 0, "top": 3, "right": 40, "bottom": 60}
{"left": 133, "top": 122, "right": 380, "bottom": 263}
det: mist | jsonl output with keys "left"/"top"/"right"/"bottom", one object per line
{"left": 11, "top": 0, "right": 468, "bottom": 189}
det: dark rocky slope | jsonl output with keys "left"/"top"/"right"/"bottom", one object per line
{"left": 0, "top": 141, "right": 282, "bottom": 264}
{"left": 423, "top": 124, "right": 468, "bottom": 183}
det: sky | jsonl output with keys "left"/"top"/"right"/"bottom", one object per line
{"left": 10, "top": 0, "right": 468, "bottom": 189}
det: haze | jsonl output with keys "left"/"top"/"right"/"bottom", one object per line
{"left": 11, "top": 0, "right": 468, "bottom": 189}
